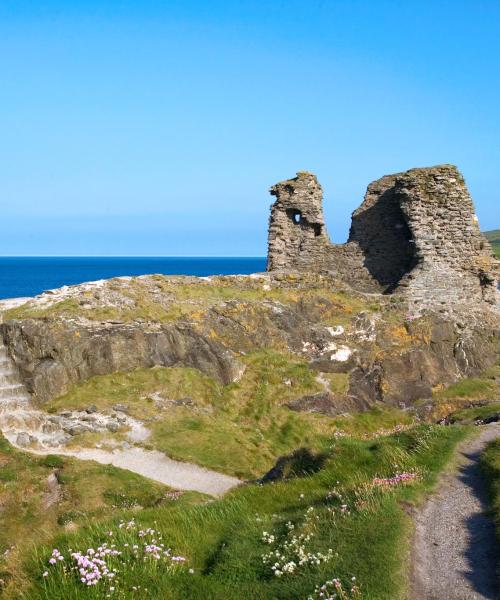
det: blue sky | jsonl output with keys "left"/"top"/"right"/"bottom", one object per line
{"left": 0, "top": 0, "right": 498, "bottom": 256}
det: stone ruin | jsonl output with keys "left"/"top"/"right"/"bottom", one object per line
{"left": 267, "top": 165, "right": 498, "bottom": 308}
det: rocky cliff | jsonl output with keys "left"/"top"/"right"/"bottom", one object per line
{"left": 1, "top": 317, "right": 241, "bottom": 404}
{"left": 1, "top": 273, "right": 498, "bottom": 413}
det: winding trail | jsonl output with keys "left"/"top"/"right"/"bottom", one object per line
{"left": 412, "top": 423, "right": 500, "bottom": 600}
{"left": 0, "top": 298, "right": 240, "bottom": 497}
{"left": 35, "top": 446, "right": 240, "bottom": 497}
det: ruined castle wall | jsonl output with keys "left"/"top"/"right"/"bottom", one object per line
{"left": 267, "top": 172, "right": 382, "bottom": 290}
{"left": 267, "top": 172, "right": 331, "bottom": 271}
{"left": 267, "top": 165, "right": 498, "bottom": 306}
{"left": 395, "top": 166, "right": 497, "bottom": 305}
{"left": 348, "top": 174, "right": 417, "bottom": 291}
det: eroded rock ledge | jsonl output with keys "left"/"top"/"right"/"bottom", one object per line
{"left": 1, "top": 317, "right": 242, "bottom": 403}
{"left": 1, "top": 273, "right": 498, "bottom": 412}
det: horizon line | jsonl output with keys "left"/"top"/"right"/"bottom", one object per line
{"left": 0, "top": 255, "right": 268, "bottom": 259}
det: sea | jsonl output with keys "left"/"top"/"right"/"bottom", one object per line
{"left": 0, "top": 257, "right": 267, "bottom": 300}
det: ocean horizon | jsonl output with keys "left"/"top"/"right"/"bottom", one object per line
{"left": 0, "top": 256, "right": 267, "bottom": 300}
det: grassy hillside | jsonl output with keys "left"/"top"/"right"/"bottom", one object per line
{"left": 1, "top": 362, "right": 499, "bottom": 599}
{"left": 484, "top": 229, "right": 500, "bottom": 258}
{"left": 481, "top": 438, "right": 500, "bottom": 545}
{"left": 43, "top": 351, "right": 362, "bottom": 479}
{"left": 0, "top": 435, "right": 204, "bottom": 598}
{"left": 16, "top": 425, "right": 468, "bottom": 600}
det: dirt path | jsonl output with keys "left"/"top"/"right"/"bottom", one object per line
{"left": 412, "top": 422, "right": 499, "bottom": 600}
{"left": 53, "top": 446, "right": 240, "bottom": 496}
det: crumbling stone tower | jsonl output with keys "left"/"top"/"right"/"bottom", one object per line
{"left": 267, "top": 165, "right": 498, "bottom": 307}
{"left": 267, "top": 172, "right": 328, "bottom": 271}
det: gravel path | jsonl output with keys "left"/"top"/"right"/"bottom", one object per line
{"left": 412, "top": 423, "right": 500, "bottom": 600}
{"left": 55, "top": 446, "right": 241, "bottom": 497}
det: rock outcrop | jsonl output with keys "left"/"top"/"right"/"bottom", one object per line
{"left": 1, "top": 273, "right": 498, "bottom": 411}
{"left": 267, "top": 165, "right": 498, "bottom": 308}
{"left": 1, "top": 318, "right": 242, "bottom": 404}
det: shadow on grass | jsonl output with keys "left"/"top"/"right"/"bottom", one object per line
{"left": 258, "top": 447, "right": 328, "bottom": 484}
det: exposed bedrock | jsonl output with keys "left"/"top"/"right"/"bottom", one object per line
{"left": 0, "top": 319, "right": 242, "bottom": 404}
{"left": 3, "top": 160, "right": 500, "bottom": 417}
{"left": 347, "top": 315, "right": 500, "bottom": 408}
{"left": 1, "top": 295, "right": 498, "bottom": 413}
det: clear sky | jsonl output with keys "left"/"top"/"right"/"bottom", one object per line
{"left": 0, "top": 0, "right": 498, "bottom": 256}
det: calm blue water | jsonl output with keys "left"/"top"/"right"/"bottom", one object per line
{"left": 0, "top": 257, "right": 267, "bottom": 300}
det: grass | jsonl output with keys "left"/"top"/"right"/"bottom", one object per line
{"left": 42, "top": 346, "right": 499, "bottom": 482}
{"left": 0, "top": 434, "right": 205, "bottom": 598}
{"left": 484, "top": 229, "right": 500, "bottom": 258}
{"left": 444, "top": 402, "right": 500, "bottom": 423}
{"left": 0, "top": 350, "right": 482, "bottom": 599}
{"left": 43, "top": 350, "right": 338, "bottom": 479}
{"left": 434, "top": 378, "right": 496, "bottom": 400}
{"left": 44, "top": 352, "right": 500, "bottom": 479}
{"left": 428, "top": 361, "right": 500, "bottom": 422}
{"left": 42, "top": 350, "right": 429, "bottom": 480}
{"left": 481, "top": 438, "right": 500, "bottom": 543}
{"left": 16, "top": 423, "right": 468, "bottom": 600}
{"left": 3, "top": 275, "right": 373, "bottom": 326}
{"left": 330, "top": 405, "right": 415, "bottom": 438}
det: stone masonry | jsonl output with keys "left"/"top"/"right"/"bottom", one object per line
{"left": 267, "top": 165, "right": 498, "bottom": 307}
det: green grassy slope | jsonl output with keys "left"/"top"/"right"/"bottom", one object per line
{"left": 484, "top": 229, "right": 500, "bottom": 258}
{"left": 44, "top": 352, "right": 414, "bottom": 479}
{"left": 0, "top": 435, "right": 204, "bottom": 598}
{"left": 3, "top": 362, "right": 500, "bottom": 599}
{"left": 19, "top": 424, "right": 467, "bottom": 600}
{"left": 481, "top": 438, "right": 500, "bottom": 539}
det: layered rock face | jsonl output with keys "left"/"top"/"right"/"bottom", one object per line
{"left": 1, "top": 274, "right": 498, "bottom": 411}
{"left": 1, "top": 318, "right": 242, "bottom": 404}
{"left": 267, "top": 165, "right": 498, "bottom": 306}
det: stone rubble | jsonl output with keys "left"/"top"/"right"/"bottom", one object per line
{"left": 0, "top": 337, "right": 240, "bottom": 496}
{"left": 0, "top": 340, "right": 148, "bottom": 450}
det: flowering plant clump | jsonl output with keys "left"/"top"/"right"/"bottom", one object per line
{"left": 332, "top": 429, "right": 348, "bottom": 439}
{"left": 70, "top": 546, "right": 119, "bottom": 586}
{"left": 261, "top": 507, "right": 334, "bottom": 577}
{"left": 164, "top": 491, "right": 184, "bottom": 501}
{"left": 360, "top": 423, "right": 414, "bottom": 440}
{"left": 41, "top": 519, "right": 188, "bottom": 595}
{"left": 349, "top": 468, "right": 421, "bottom": 512}
{"left": 308, "top": 577, "right": 361, "bottom": 599}
{"left": 325, "top": 487, "right": 352, "bottom": 519}
{"left": 370, "top": 471, "right": 419, "bottom": 488}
